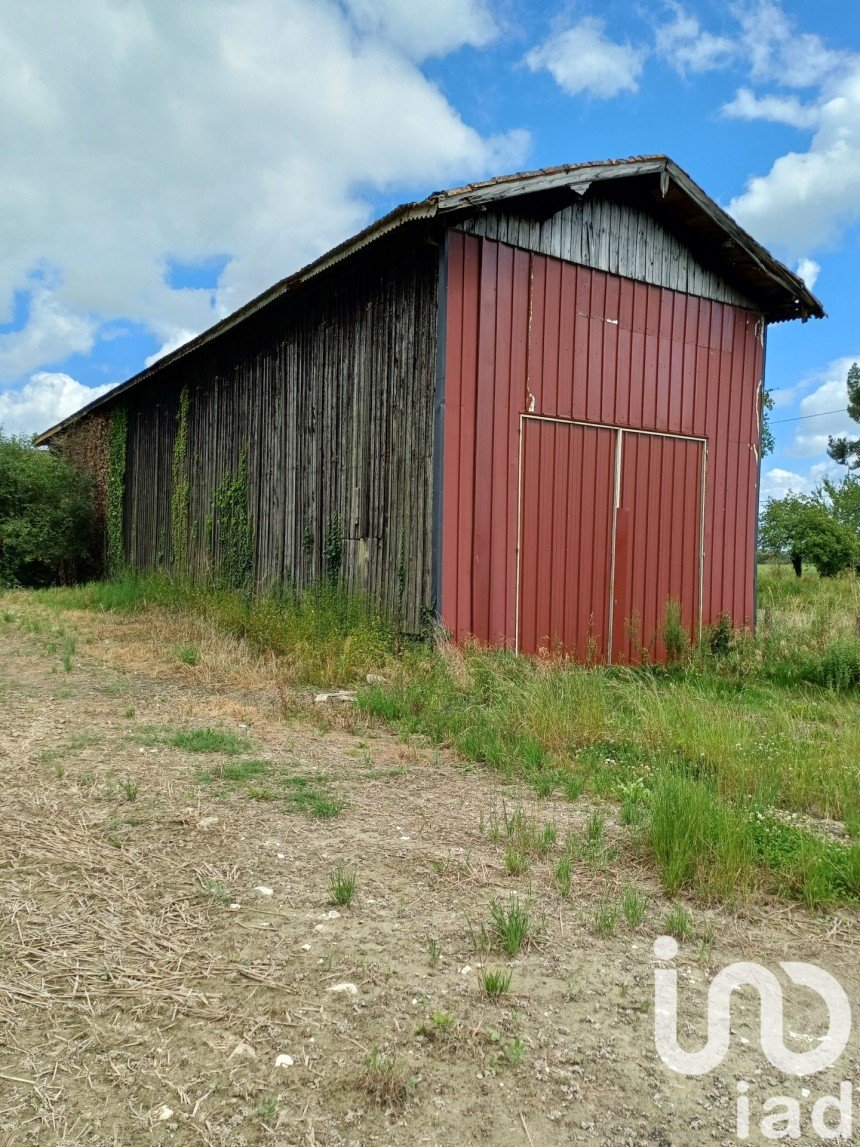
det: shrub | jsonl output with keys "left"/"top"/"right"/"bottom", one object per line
{"left": 0, "top": 431, "right": 98, "bottom": 586}
{"left": 662, "top": 599, "right": 691, "bottom": 663}
{"left": 802, "top": 517, "right": 857, "bottom": 578}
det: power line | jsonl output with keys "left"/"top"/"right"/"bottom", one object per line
{"left": 770, "top": 408, "right": 847, "bottom": 425}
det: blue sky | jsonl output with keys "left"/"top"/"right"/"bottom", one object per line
{"left": 0, "top": 0, "right": 858, "bottom": 501}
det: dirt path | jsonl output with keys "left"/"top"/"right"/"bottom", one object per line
{"left": 0, "top": 603, "right": 857, "bottom": 1146}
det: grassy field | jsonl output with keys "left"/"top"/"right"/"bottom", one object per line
{"left": 27, "top": 565, "right": 860, "bottom": 911}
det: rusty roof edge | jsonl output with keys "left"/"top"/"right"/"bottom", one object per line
{"left": 660, "top": 160, "right": 825, "bottom": 319}
{"left": 35, "top": 154, "right": 824, "bottom": 445}
{"left": 433, "top": 156, "right": 669, "bottom": 208}
{"left": 35, "top": 198, "right": 438, "bottom": 444}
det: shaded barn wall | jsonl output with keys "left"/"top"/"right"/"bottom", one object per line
{"left": 440, "top": 229, "right": 764, "bottom": 660}
{"left": 458, "top": 192, "right": 755, "bottom": 308}
{"left": 118, "top": 232, "right": 438, "bottom": 630}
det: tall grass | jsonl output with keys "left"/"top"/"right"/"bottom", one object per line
{"left": 21, "top": 567, "right": 860, "bottom": 906}
{"left": 37, "top": 572, "right": 397, "bottom": 686}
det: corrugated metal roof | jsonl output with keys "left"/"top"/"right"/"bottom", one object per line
{"left": 35, "top": 154, "right": 823, "bottom": 445}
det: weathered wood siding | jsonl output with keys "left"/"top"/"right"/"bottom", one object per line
{"left": 121, "top": 231, "right": 439, "bottom": 630}
{"left": 457, "top": 193, "right": 754, "bottom": 307}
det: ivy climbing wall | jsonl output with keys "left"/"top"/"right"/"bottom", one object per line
{"left": 118, "top": 229, "right": 438, "bottom": 629}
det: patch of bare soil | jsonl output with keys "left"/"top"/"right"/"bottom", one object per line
{"left": 0, "top": 604, "right": 857, "bottom": 1146}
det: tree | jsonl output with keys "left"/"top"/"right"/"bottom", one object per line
{"left": 0, "top": 430, "right": 99, "bottom": 587}
{"left": 827, "top": 361, "right": 860, "bottom": 470}
{"left": 759, "top": 494, "right": 812, "bottom": 576}
{"left": 799, "top": 512, "right": 856, "bottom": 577}
{"left": 760, "top": 386, "right": 775, "bottom": 457}
{"left": 759, "top": 492, "right": 856, "bottom": 578}
{"left": 814, "top": 472, "right": 860, "bottom": 573}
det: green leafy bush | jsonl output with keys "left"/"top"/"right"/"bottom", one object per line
{"left": 0, "top": 431, "right": 98, "bottom": 587}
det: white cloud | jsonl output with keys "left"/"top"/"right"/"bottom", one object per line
{"left": 769, "top": 356, "right": 859, "bottom": 460}
{"left": 655, "top": 5, "right": 734, "bottom": 74}
{"left": 759, "top": 467, "right": 816, "bottom": 500}
{"left": 0, "top": 373, "right": 115, "bottom": 437}
{"left": 721, "top": 87, "right": 820, "bottom": 130}
{"left": 0, "top": 287, "right": 97, "bottom": 383}
{"left": 791, "top": 370, "right": 859, "bottom": 458}
{"left": 704, "top": 1, "right": 860, "bottom": 257}
{"left": 144, "top": 330, "right": 201, "bottom": 368}
{"left": 654, "top": 4, "right": 860, "bottom": 260}
{"left": 760, "top": 460, "right": 837, "bottom": 501}
{"left": 525, "top": 18, "right": 645, "bottom": 98}
{"left": 732, "top": 0, "right": 841, "bottom": 89}
{"left": 655, "top": 1, "right": 843, "bottom": 90}
{"left": 342, "top": 0, "right": 496, "bottom": 59}
{"left": 794, "top": 258, "right": 820, "bottom": 291}
{"left": 0, "top": 0, "right": 527, "bottom": 388}
{"left": 728, "top": 61, "right": 860, "bottom": 254}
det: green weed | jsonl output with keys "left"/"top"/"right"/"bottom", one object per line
{"left": 665, "top": 904, "right": 693, "bottom": 940}
{"left": 621, "top": 885, "right": 648, "bottom": 928}
{"left": 359, "top": 1051, "right": 411, "bottom": 1108}
{"left": 175, "top": 644, "right": 201, "bottom": 666}
{"left": 593, "top": 898, "right": 619, "bottom": 935}
{"left": 171, "top": 727, "right": 253, "bottom": 755}
{"left": 198, "top": 877, "right": 231, "bottom": 905}
{"left": 282, "top": 776, "right": 345, "bottom": 818}
{"left": 553, "top": 855, "right": 572, "bottom": 898}
{"left": 488, "top": 894, "right": 537, "bottom": 957}
{"left": 329, "top": 866, "right": 356, "bottom": 906}
{"left": 504, "top": 846, "right": 530, "bottom": 876}
{"left": 480, "top": 968, "right": 512, "bottom": 999}
{"left": 417, "top": 1011, "right": 454, "bottom": 1039}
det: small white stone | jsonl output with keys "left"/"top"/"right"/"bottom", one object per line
{"left": 277, "top": 852, "right": 285, "bottom": 859}
{"left": 274, "top": 1053, "right": 294, "bottom": 1068}
{"left": 300, "top": 943, "right": 311, "bottom": 951}
{"left": 154, "top": 1104, "right": 173, "bottom": 1122}
{"left": 255, "top": 885, "right": 273, "bottom": 896}
{"left": 460, "top": 966, "right": 472, "bottom": 975}
{"left": 314, "top": 690, "right": 357, "bottom": 705}
{"left": 229, "top": 902, "right": 241, "bottom": 910}
{"left": 326, "top": 910, "right": 341, "bottom": 919}
{"left": 328, "top": 982, "right": 358, "bottom": 996}
{"left": 400, "top": 835, "right": 410, "bottom": 841}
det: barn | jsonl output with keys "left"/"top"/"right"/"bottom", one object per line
{"left": 36, "top": 155, "right": 823, "bottom": 663}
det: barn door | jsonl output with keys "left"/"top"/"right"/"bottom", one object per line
{"left": 517, "top": 419, "right": 617, "bottom": 659}
{"left": 516, "top": 417, "right": 704, "bottom": 663}
{"left": 611, "top": 432, "right": 704, "bottom": 663}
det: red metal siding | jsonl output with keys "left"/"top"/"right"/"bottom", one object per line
{"left": 441, "top": 233, "right": 530, "bottom": 645}
{"left": 611, "top": 432, "right": 704, "bottom": 664}
{"left": 440, "top": 231, "right": 763, "bottom": 658}
{"left": 518, "top": 419, "right": 616, "bottom": 658}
